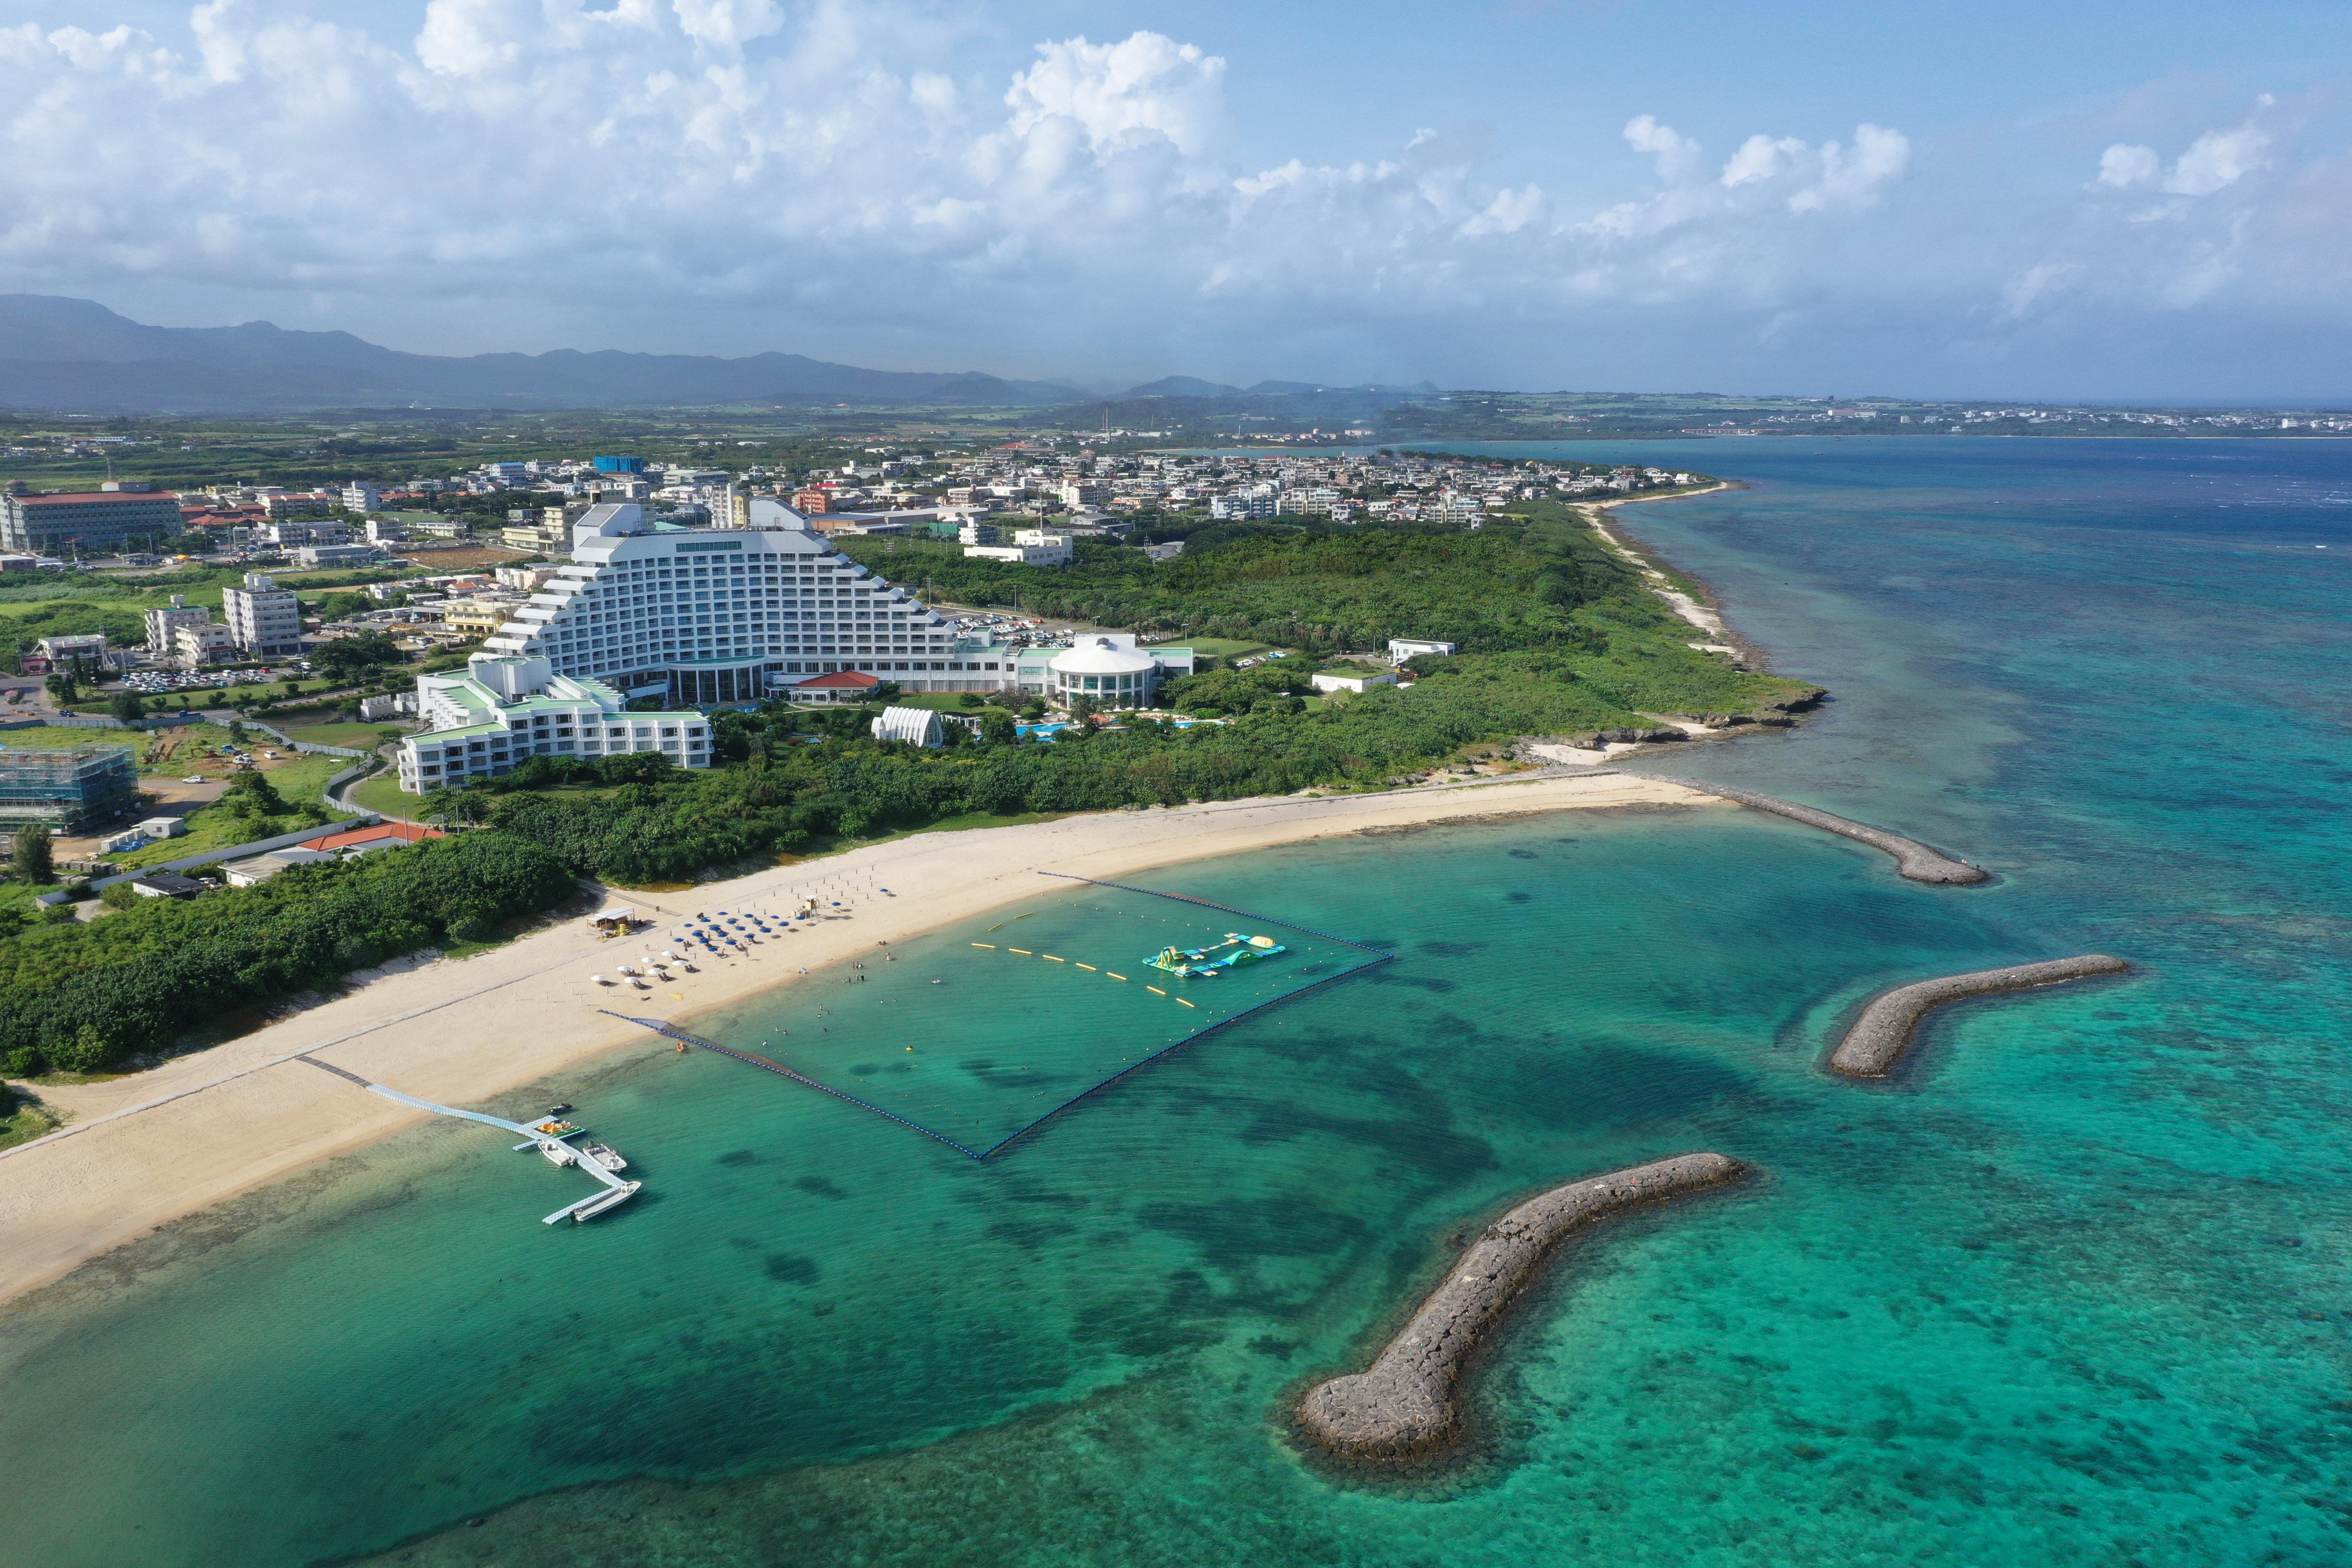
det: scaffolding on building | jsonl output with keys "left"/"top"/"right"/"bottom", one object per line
{"left": 0, "top": 746, "right": 138, "bottom": 830}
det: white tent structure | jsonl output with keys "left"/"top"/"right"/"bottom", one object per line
{"left": 870, "top": 705, "right": 945, "bottom": 747}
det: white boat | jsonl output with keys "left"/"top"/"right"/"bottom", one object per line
{"left": 582, "top": 1141, "right": 628, "bottom": 1172}
{"left": 569, "top": 1181, "right": 641, "bottom": 1222}
{"left": 537, "top": 1138, "right": 579, "bottom": 1167}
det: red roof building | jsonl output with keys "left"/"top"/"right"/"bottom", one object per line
{"left": 296, "top": 822, "right": 445, "bottom": 854}
{"left": 788, "top": 670, "right": 882, "bottom": 704}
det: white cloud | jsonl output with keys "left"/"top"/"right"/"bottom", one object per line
{"left": 2164, "top": 122, "right": 2269, "bottom": 196}
{"left": 2096, "top": 116, "right": 2271, "bottom": 196}
{"left": 2098, "top": 143, "right": 2161, "bottom": 188}
{"left": 1623, "top": 114, "right": 1704, "bottom": 183}
{"left": 0, "top": 5, "right": 2340, "bottom": 391}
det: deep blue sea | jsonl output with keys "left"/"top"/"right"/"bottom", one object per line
{"left": 0, "top": 437, "right": 2347, "bottom": 1568}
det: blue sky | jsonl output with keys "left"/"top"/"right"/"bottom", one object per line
{"left": 3, "top": 1, "right": 2347, "bottom": 399}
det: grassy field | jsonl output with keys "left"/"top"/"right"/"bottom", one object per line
{"left": 878, "top": 692, "right": 1011, "bottom": 714}
{"left": 271, "top": 718, "right": 406, "bottom": 750}
{"left": 1146, "top": 636, "right": 1279, "bottom": 658}
{"left": 346, "top": 771, "right": 419, "bottom": 821}
{"left": 111, "top": 752, "right": 351, "bottom": 868}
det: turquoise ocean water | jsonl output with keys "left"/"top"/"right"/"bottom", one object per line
{"left": 1, "top": 438, "right": 2347, "bottom": 1567}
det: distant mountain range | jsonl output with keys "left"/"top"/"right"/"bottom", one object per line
{"left": 0, "top": 296, "right": 1412, "bottom": 414}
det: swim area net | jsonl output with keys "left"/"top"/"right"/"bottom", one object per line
{"left": 609, "top": 873, "right": 1392, "bottom": 1159}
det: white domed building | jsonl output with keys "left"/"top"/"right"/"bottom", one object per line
{"left": 1047, "top": 634, "right": 1175, "bottom": 707}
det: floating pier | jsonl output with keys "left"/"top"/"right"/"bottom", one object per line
{"left": 1296, "top": 1152, "right": 1746, "bottom": 1464}
{"left": 1828, "top": 954, "right": 2132, "bottom": 1078}
{"left": 1626, "top": 775, "right": 1989, "bottom": 884}
{"left": 294, "top": 1056, "right": 641, "bottom": 1223}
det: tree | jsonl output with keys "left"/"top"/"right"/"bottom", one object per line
{"left": 958, "top": 691, "right": 986, "bottom": 709}
{"left": 980, "top": 710, "right": 1018, "bottom": 746}
{"left": 109, "top": 691, "right": 145, "bottom": 723}
{"left": 224, "top": 770, "right": 288, "bottom": 816}
{"left": 13, "top": 824, "right": 53, "bottom": 885}
{"left": 45, "top": 671, "right": 78, "bottom": 706}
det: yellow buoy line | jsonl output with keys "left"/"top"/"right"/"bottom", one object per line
{"left": 969, "top": 940, "right": 1210, "bottom": 1014}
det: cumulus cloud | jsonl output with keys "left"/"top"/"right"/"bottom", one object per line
{"left": 2098, "top": 113, "right": 2272, "bottom": 196}
{"left": 0, "top": 4, "right": 2339, "bottom": 391}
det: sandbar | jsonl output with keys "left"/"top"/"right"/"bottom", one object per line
{"left": 0, "top": 769, "right": 1709, "bottom": 1305}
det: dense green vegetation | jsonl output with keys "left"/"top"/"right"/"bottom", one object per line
{"left": 0, "top": 832, "right": 576, "bottom": 1075}
{"left": 842, "top": 502, "right": 1706, "bottom": 658}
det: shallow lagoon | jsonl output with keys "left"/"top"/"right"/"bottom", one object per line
{"left": 2, "top": 438, "right": 2348, "bottom": 1568}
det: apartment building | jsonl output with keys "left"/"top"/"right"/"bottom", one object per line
{"left": 144, "top": 596, "right": 213, "bottom": 654}
{"left": 223, "top": 575, "right": 303, "bottom": 656}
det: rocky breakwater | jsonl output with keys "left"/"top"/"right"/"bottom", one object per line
{"left": 1829, "top": 955, "right": 2132, "bottom": 1078}
{"left": 1629, "top": 777, "right": 1988, "bottom": 884}
{"left": 1296, "top": 1152, "right": 1747, "bottom": 1464}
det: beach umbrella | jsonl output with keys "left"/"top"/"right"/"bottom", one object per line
{"left": 591, "top": 974, "right": 610, "bottom": 986}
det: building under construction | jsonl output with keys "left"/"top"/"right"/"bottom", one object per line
{"left": 0, "top": 745, "right": 138, "bottom": 830}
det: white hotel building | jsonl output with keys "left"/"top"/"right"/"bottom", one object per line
{"left": 396, "top": 500, "right": 1197, "bottom": 789}
{"left": 478, "top": 500, "right": 1020, "bottom": 706}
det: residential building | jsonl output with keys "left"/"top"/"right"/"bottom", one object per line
{"left": 358, "top": 692, "right": 417, "bottom": 721}
{"left": 34, "top": 632, "right": 113, "bottom": 668}
{"left": 223, "top": 574, "right": 303, "bottom": 656}
{"left": 957, "top": 522, "right": 1001, "bottom": 546}
{"left": 1311, "top": 667, "right": 1400, "bottom": 694}
{"left": 0, "top": 745, "right": 138, "bottom": 830}
{"left": 1057, "top": 480, "right": 1107, "bottom": 508}
{"left": 364, "top": 518, "right": 407, "bottom": 544}
{"left": 393, "top": 653, "right": 710, "bottom": 792}
{"left": 145, "top": 595, "right": 214, "bottom": 654}
{"left": 260, "top": 491, "right": 331, "bottom": 518}
{"left": 964, "top": 541, "right": 1073, "bottom": 566}
{"left": 172, "top": 622, "right": 236, "bottom": 668}
{"left": 1387, "top": 638, "right": 1458, "bottom": 662}
{"left": 791, "top": 487, "right": 835, "bottom": 514}
{"left": 478, "top": 500, "right": 1013, "bottom": 705}
{"left": 342, "top": 482, "right": 382, "bottom": 513}
{"left": 291, "top": 543, "right": 379, "bottom": 568}
{"left": 1210, "top": 491, "right": 1277, "bottom": 521}
{"left": 0, "top": 487, "right": 182, "bottom": 554}
{"left": 128, "top": 871, "right": 206, "bottom": 899}
{"left": 592, "top": 455, "right": 647, "bottom": 474}
{"left": 441, "top": 597, "right": 526, "bottom": 637}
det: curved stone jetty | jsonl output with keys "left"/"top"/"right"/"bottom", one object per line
{"left": 1828, "top": 954, "right": 2130, "bottom": 1077}
{"left": 1296, "top": 1152, "right": 1746, "bottom": 1462}
{"left": 1629, "top": 775, "right": 1988, "bottom": 883}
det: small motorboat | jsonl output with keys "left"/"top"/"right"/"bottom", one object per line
{"left": 582, "top": 1141, "right": 628, "bottom": 1172}
{"left": 548, "top": 1103, "right": 573, "bottom": 1115}
{"left": 537, "top": 1138, "right": 579, "bottom": 1167}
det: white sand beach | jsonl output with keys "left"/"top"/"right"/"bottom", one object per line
{"left": 0, "top": 768, "right": 1711, "bottom": 1305}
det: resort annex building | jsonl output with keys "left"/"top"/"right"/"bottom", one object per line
{"left": 393, "top": 654, "right": 710, "bottom": 793}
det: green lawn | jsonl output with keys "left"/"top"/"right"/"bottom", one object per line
{"left": 880, "top": 693, "right": 1010, "bottom": 714}
{"left": 343, "top": 770, "right": 418, "bottom": 822}
{"left": 1147, "top": 636, "right": 1280, "bottom": 658}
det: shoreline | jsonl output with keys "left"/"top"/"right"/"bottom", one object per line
{"left": 0, "top": 769, "right": 1715, "bottom": 1308}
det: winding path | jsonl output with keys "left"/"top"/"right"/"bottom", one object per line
{"left": 1296, "top": 1152, "right": 1746, "bottom": 1462}
{"left": 1625, "top": 775, "right": 1988, "bottom": 884}
{"left": 1828, "top": 955, "right": 2131, "bottom": 1077}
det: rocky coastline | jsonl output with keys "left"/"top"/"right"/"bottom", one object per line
{"left": 1295, "top": 1152, "right": 1747, "bottom": 1464}
{"left": 1828, "top": 955, "right": 2132, "bottom": 1077}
